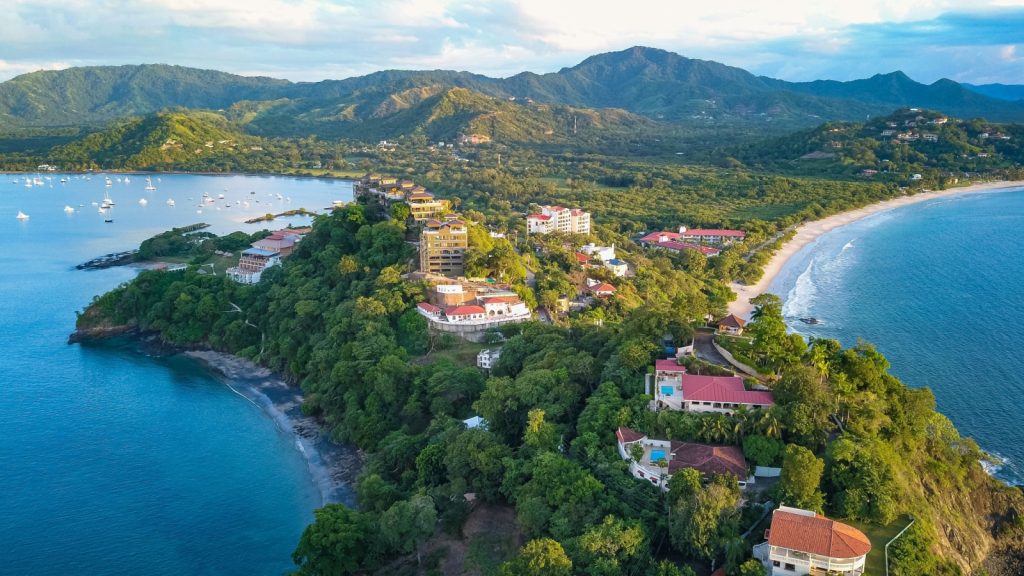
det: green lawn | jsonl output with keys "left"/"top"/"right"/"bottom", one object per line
{"left": 847, "top": 515, "right": 914, "bottom": 575}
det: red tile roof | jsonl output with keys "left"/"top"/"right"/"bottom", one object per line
{"left": 767, "top": 508, "right": 872, "bottom": 559}
{"left": 482, "top": 296, "right": 520, "bottom": 304}
{"left": 655, "top": 359, "right": 686, "bottom": 373}
{"left": 683, "top": 229, "right": 746, "bottom": 238}
{"left": 659, "top": 241, "right": 721, "bottom": 256}
{"left": 445, "top": 305, "right": 486, "bottom": 316}
{"left": 417, "top": 302, "right": 441, "bottom": 314}
{"left": 527, "top": 213, "right": 551, "bottom": 221}
{"left": 668, "top": 442, "right": 747, "bottom": 478}
{"left": 590, "top": 283, "right": 616, "bottom": 294}
{"left": 616, "top": 426, "right": 646, "bottom": 444}
{"left": 682, "top": 374, "right": 774, "bottom": 406}
{"left": 639, "top": 230, "right": 680, "bottom": 243}
{"left": 575, "top": 252, "right": 590, "bottom": 263}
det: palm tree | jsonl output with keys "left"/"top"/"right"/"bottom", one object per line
{"left": 700, "top": 415, "right": 731, "bottom": 444}
{"left": 756, "top": 408, "right": 783, "bottom": 439}
{"left": 732, "top": 406, "right": 753, "bottom": 440}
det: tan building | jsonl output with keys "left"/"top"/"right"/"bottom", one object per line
{"left": 527, "top": 205, "right": 591, "bottom": 235}
{"left": 420, "top": 216, "right": 468, "bottom": 276}
{"left": 408, "top": 191, "right": 450, "bottom": 222}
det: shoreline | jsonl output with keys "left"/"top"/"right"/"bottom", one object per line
{"left": 4, "top": 168, "right": 361, "bottom": 181}
{"left": 728, "top": 180, "right": 1024, "bottom": 318}
{"left": 184, "top": 350, "right": 362, "bottom": 508}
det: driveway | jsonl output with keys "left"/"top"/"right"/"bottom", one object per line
{"left": 692, "top": 328, "right": 731, "bottom": 367}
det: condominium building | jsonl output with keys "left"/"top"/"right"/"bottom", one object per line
{"left": 420, "top": 216, "right": 468, "bottom": 276}
{"left": 408, "top": 191, "right": 450, "bottom": 222}
{"left": 527, "top": 205, "right": 591, "bottom": 235}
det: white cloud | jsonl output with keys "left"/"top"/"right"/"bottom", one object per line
{"left": 0, "top": 0, "right": 1023, "bottom": 83}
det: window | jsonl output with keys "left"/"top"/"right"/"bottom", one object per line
{"left": 784, "top": 563, "right": 795, "bottom": 571}
{"left": 772, "top": 561, "right": 780, "bottom": 567}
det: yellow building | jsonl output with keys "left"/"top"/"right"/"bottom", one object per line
{"left": 408, "top": 191, "right": 450, "bottom": 222}
{"left": 420, "top": 216, "right": 468, "bottom": 276}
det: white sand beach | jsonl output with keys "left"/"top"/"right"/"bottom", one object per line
{"left": 728, "top": 180, "right": 1024, "bottom": 318}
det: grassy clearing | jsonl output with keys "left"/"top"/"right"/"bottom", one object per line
{"left": 847, "top": 515, "right": 914, "bottom": 576}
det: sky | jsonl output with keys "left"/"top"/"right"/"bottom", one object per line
{"left": 2, "top": 0, "right": 1023, "bottom": 85}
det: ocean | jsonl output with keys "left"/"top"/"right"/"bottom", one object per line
{"left": 768, "top": 186, "right": 1024, "bottom": 485}
{"left": 0, "top": 173, "right": 354, "bottom": 575}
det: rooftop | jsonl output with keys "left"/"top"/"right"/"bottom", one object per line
{"left": 682, "top": 374, "right": 774, "bottom": 405}
{"left": 446, "top": 305, "right": 486, "bottom": 316}
{"left": 242, "top": 247, "right": 279, "bottom": 257}
{"left": 718, "top": 314, "right": 747, "bottom": 329}
{"left": 767, "top": 506, "right": 872, "bottom": 559}
{"left": 683, "top": 229, "right": 746, "bottom": 237}
{"left": 655, "top": 359, "right": 686, "bottom": 373}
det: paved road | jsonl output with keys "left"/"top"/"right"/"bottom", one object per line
{"left": 692, "top": 329, "right": 731, "bottom": 367}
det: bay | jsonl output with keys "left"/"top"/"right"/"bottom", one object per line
{"left": 769, "top": 187, "right": 1024, "bottom": 485}
{"left": 0, "top": 173, "right": 354, "bottom": 575}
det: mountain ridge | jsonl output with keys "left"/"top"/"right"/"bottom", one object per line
{"left": 2, "top": 47, "right": 1023, "bottom": 139}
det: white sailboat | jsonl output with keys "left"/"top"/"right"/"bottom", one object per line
{"left": 16, "top": 211, "right": 29, "bottom": 220}
{"left": 166, "top": 198, "right": 175, "bottom": 206}
{"left": 138, "top": 198, "right": 148, "bottom": 206}
{"left": 102, "top": 190, "right": 115, "bottom": 207}
{"left": 63, "top": 205, "right": 75, "bottom": 213}
{"left": 145, "top": 177, "right": 156, "bottom": 191}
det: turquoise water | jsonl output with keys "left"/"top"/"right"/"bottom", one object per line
{"left": 769, "top": 187, "right": 1024, "bottom": 485}
{"left": 0, "top": 173, "right": 353, "bottom": 575}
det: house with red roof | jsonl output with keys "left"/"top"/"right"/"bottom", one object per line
{"left": 753, "top": 506, "right": 871, "bottom": 576}
{"left": 589, "top": 282, "right": 617, "bottom": 297}
{"left": 615, "top": 427, "right": 751, "bottom": 490}
{"left": 650, "top": 361, "right": 773, "bottom": 414}
{"left": 416, "top": 292, "right": 531, "bottom": 328}
{"left": 444, "top": 305, "right": 486, "bottom": 322}
{"left": 638, "top": 230, "right": 724, "bottom": 257}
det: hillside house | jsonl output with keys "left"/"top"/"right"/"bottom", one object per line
{"left": 615, "top": 427, "right": 751, "bottom": 490}
{"left": 753, "top": 506, "right": 871, "bottom": 576}
{"left": 649, "top": 360, "right": 773, "bottom": 414}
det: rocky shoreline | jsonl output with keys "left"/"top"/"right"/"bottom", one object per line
{"left": 184, "top": 350, "right": 362, "bottom": 507}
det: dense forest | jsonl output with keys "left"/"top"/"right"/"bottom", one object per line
{"left": 76, "top": 193, "right": 1024, "bottom": 575}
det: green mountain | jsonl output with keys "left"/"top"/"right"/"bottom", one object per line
{"left": 49, "top": 111, "right": 262, "bottom": 169}
{"left": 239, "top": 86, "right": 656, "bottom": 143}
{"left": 964, "top": 83, "right": 1024, "bottom": 102}
{"left": 3, "top": 47, "right": 1024, "bottom": 141}
{"left": 731, "top": 108, "right": 1024, "bottom": 183}
{"left": 0, "top": 64, "right": 289, "bottom": 127}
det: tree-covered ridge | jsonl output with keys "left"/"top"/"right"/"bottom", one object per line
{"left": 5, "top": 47, "right": 1024, "bottom": 135}
{"left": 78, "top": 194, "right": 1024, "bottom": 575}
{"left": 732, "top": 108, "right": 1024, "bottom": 185}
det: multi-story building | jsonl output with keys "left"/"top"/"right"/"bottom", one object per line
{"left": 753, "top": 506, "right": 871, "bottom": 576}
{"left": 477, "top": 348, "right": 502, "bottom": 370}
{"left": 527, "top": 205, "right": 591, "bottom": 235}
{"left": 226, "top": 248, "right": 281, "bottom": 284}
{"left": 420, "top": 216, "right": 468, "bottom": 276}
{"left": 408, "top": 191, "right": 451, "bottom": 222}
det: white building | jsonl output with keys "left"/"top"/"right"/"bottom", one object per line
{"left": 604, "top": 258, "right": 628, "bottom": 277}
{"left": 527, "top": 205, "right": 591, "bottom": 235}
{"left": 753, "top": 506, "right": 871, "bottom": 576}
{"left": 226, "top": 248, "right": 281, "bottom": 284}
{"left": 580, "top": 243, "right": 616, "bottom": 262}
{"left": 649, "top": 360, "right": 773, "bottom": 414}
{"left": 477, "top": 348, "right": 501, "bottom": 370}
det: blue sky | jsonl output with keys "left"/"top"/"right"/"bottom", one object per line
{"left": 2, "top": 0, "right": 1022, "bottom": 85}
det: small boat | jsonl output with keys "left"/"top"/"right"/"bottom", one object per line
{"left": 104, "top": 218, "right": 113, "bottom": 223}
{"left": 196, "top": 209, "right": 202, "bottom": 214}
{"left": 138, "top": 198, "right": 148, "bottom": 206}
{"left": 799, "top": 317, "right": 821, "bottom": 325}
{"left": 145, "top": 177, "right": 156, "bottom": 191}
{"left": 25, "top": 181, "right": 33, "bottom": 188}
{"left": 218, "top": 193, "right": 225, "bottom": 199}
{"left": 63, "top": 205, "right": 75, "bottom": 213}
{"left": 16, "top": 211, "right": 29, "bottom": 220}
{"left": 249, "top": 191, "right": 255, "bottom": 195}
{"left": 60, "top": 178, "right": 67, "bottom": 183}
{"left": 105, "top": 179, "right": 112, "bottom": 187}
{"left": 123, "top": 177, "right": 130, "bottom": 184}
{"left": 166, "top": 199, "right": 175, "bottom": 206}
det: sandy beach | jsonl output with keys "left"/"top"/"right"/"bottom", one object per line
{"left": 728, "top": 180, "right": 1024, "bottom": 318}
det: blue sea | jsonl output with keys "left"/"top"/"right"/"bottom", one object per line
{"left": 0, "top": 173, "right": 353, "bottom": 575}
{"left": 769, "top": 186, "right": 1024, "bottom": 485}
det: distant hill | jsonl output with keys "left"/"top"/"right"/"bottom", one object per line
{"left": 238, "top": 86, "right": 657, "bottom": 143}
{"left": 0, "top": 64, "right": 289, "bottom": 127}
{"left": 2, "top": 48, "right": 1024, "bottom": 142}
{"left": 731, "top": 108, "right": 1024, "bottom": 183}
{"left": 49, "top": 111, "right": 263, "bottom": 169}
{"left": 963, "top": 83, "right": 1024, "bottom": 102}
